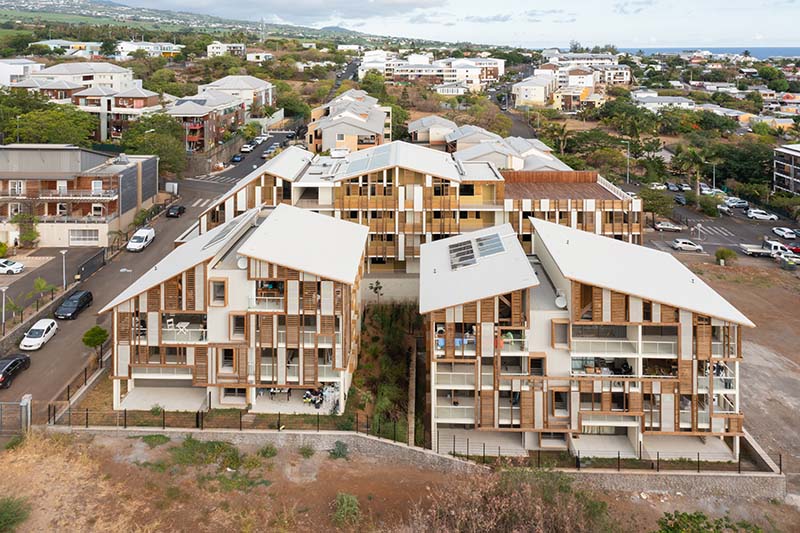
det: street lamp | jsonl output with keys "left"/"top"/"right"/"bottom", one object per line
{"left": 15, "top": 115, "right": 20, "bottom": 143}
{"left": 60, "top": 250, "right": 68, "bottom": 290}
{"left": 706, "top": 161, "right": 717, "bottom": 190}
{"left": 1, "top": 286, "right": 7, "bottom": 336}
{"left": 621, "top": 140, "right": 631, "bottom": 184}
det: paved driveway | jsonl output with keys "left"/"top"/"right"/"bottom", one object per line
{"left": 0, "top": 179, "right": 228, "bottom": 405}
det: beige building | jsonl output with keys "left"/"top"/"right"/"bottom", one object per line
{"left": 306, "top": 89, "right": 392, "bottom": 154}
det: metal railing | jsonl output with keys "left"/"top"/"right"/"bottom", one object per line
{"left": 249, "top": 296, "right": 284, "bottom": 311}
{"left": 39, "top": 188, "right": 119, "bottom": 199}
{"left": 571, "top": 339, "right": 637, "bottom": 353}
{"left": 435, "top": 405, "right": 475, "bottom": 420}
{"left": 131, "top": 366, "right": 193, "bottom": 377}
{"left": 161, "top": 327, "right": 207, "bottom": 343}
{"left": 641, "top": 340, "right": 678, "bottom": 355}
{"left": 436, "top": 372, "right": 476, "bottom": 386}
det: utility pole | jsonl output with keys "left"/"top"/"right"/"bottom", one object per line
{"left": 622, "top": 140, "right": 631, "bottom": 184}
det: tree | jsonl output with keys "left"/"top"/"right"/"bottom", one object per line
{"left": 100, "top": 39, "right": 118, "bottom": 57}
{"left": 26, "top": 276, "right": 57, "bottom": 303}
{"left": 122, "top": 114, "right": 187, "bottom": 176}
{"left": 368, "top": 281, "right": 384, "bottom": 305}
{"left": 768, "top": 78, "right": 789, "bottom": 92}
{"left": 82, "top": 326, "right": 109, "bottom": 358}
{"left": 672, "top": 146, "right": 706, "bottom": 198}
{"left": 6, "top": 107, "right": 96, "bottom": 147}
{"left": 639, "top": 188, "right": 673, "bottom": 217}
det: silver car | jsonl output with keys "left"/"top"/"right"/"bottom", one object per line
{"left": 670, "top": 239, "right": 704, "bottom": 252}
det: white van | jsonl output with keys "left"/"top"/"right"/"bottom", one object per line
{"left": 127, "top": 227, "right": 156, "bottom": 252}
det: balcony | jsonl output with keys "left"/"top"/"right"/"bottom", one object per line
{"left": 641, "top": 339, "right": 678, "bottom": 356}
{"left": 712, "top": 341, "right": 739, "bottom": 359}
{"left": 131, "top": 366, "right": 193, "bottom": 378}
{"left": 161, "top": 325, "right": 207, "bottom": 343}
{"left": 249, "top": 296, "right": 284, "bottom": 311}
{"left": 571, "top": 338, "right": 637, "bottom": 354}
{"left": 37, "top": 214, "right": 118, "bottom": 224}
{"left": 436, "top": 370, "right": 476, "bottom": 388}
{"left": 40, "top": 188, "right": 119, "bottom": 200}
{"left": 433, "top": 335, "right": 477, "bottom": 358}
{"left": 318, "top": 364, "right": 340, "bottom": 380}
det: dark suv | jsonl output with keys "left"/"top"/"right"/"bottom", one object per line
{"left": 55, "top": 290, "right": 93, "bottom": 320}
{"left": 0, "top": 354, "right": 30, "bottom": 388}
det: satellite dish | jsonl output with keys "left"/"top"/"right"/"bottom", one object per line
{"left": 237, "top": 256, "right": 248, "bottom": 270}
{"left": 554, "top": 290, "right": 567, "bottom": 309}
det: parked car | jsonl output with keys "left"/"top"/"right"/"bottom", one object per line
{"left": 747, "top": 209, "right": 778, "bottom": 221}
{"left": 649, "top": 183, "right": 667, "bottom": 190}
{"left": 286, "top": 131, "right": 296, "bottom": 139}
{"left": 126, "top": 227, "right": 156, "bottom": 252}
{"left": 261, "top": 150, "right": 271, "bottom": 159}
{"left": 230, "top": 154, "right": 244, "bottom": 163}
{"left": 786, "top": 243, "right": 800, "bottom": 254}
{"left": 671, "top": 239, "right": 704, "bottom": 252}
{"left": 19, "top": 319, "right": 58, "bottom": 350}
{"left": 0, "top": 258, "right": 24, "bottom": 275}
{"left": 54, "top": 290, "right": 93, "bottom": 320}
{"left": 717, "top": 204, "right": 732, "bottom": 216}
{"left": 654, "top": 221, "right": 683, "bottom": 232}
{"left": 725, "top": 197, "right": 749, "bottom": 209}
{"left": 253, "top": 135, "right": 267, "bottom": 145}
{"left": 674, "top": 194, "right": 687, "bottom": 206}
{"left": 739, "top": 238, "right": 791, "bottom": 257}
{"left": 679, "top": 183, "right": 692, "bottom": 191}
{"left": 166, "top": 205, "right": 186, "bottom": 218}
{"left": 0, "top": 354, "right": 30, "bottom": 389}
{"left": 772, "top": 227, "right": 797, "bottom": 239}
{"left": 240, "top": 143, "right": 255, "bottom": 153}
{"left": 666, "top": 182, "right": 680, "bottom": 192}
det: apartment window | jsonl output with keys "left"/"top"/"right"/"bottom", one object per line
{"left": 57, "top": 203, "right": 67, "bottom": 216}
{"left": 221, "top": 348, "right": 235, "bottom": 371}
{"left": 552, "top": 391, "right": 568, "bottom": 415}
{"left": 552, "top": 319, "right": 569, "bottom": 348}
{"left": 8, "top": 181, "right": 23, "bottom": 196}
{"left": 336, "top": 133, "right": 345, "bottom": 141}
{"left": 8, "top": 203, "right": 21, "bottom": 217}
{"left": 230, "top": 314, "right": 246, "bottom": 340}
{"left": 91, "top": 203, "right": 104, "bottom": 217}
{"left": 56, "top": 180, "right": 68, "bottom": 194}
{"left": 91, "top": 180, "right": 103, "bottom": 193}
{"left": 68, "top": 229, "right": 99, "bottom": 245}
{"left": 210, "top": 280, "right": 227, "bottom": 306}
{"left": 223, "top": 387, "right": 246, "bottom": 398}
{"left": 643, "top": 300, "right": 653, "bottom": 322}
{"left": 459, "top": 184, "right": 475, "bottom": 196}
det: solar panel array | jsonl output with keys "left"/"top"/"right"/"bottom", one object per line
{"left": 475, "top": 233, "right": 505, "bottom": 258}
{"left": 448, "top": 240, "right": 476, "bottom": 270}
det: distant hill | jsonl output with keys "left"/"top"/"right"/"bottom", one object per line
{"left": 0, "top": 0, "right": 370, "bottom": 40}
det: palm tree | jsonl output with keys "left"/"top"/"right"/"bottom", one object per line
{"left": 27, "top": 276, "right": 57, "bottom": 304}
{"left": 673, "top": 147, "right": 705, "bottom": 198}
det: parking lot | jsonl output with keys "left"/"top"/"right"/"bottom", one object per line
{"left": 627, "top": 184, "right": 799, "bottom": 259}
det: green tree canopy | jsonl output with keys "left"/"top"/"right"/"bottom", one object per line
{"left": 6, "top": 106, "right": 96, "bottom": 146}
{"left": 122, "top": 113, "right": 187, "bottom": 176}
{"left": 83, "top": 326, "right": 109, "bottom": 357}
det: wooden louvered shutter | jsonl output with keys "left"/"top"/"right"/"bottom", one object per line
{"left": 592, "top": 287, "right": 603, "bottom": 322}
{"left": 601, "top": 391, "right": 612, "bottom": 411}
{"left": 445, "top": 323, "right": 455, "bottom": 358}
{"left": 286, "top": 315, "right": 300, "bottom": 347}
{"left": 520, "top": 389, "right": 534, "bottom": 428}
{"left": 611, "top": 292, "right": 627, "bottom": 322}
{"left": 571, "top": 281, "right": 583, "bottom": 321}
{"left": 303, "top": 282, "right": 317, "bottom": 313}
{"left": 629, "top": 391, "right": 642, "bottom": 412}
{"left": 511, "top": 290, "right": 523, "bottom": 326}
{"left": 303, "top": 348, "right": 317, "bottom": 385}
{"left": 259, "top": 315, "right": 273, "bottom": 346}
{"left": 480, "top": 298, "right": 495, "bottom": 322}
{"left": 165, "top": 278, "right": 179, "bottom": 309}
{"left": 463, "top": 302, "right": 477, "bottom": 323}
{"left": 194, "top": 347, "right": 208, "bottom": 385}
{"left": 147, "top": 287, "right": 160, "bottom": 311}
{"left": 118, "top": 312, "right": 131, "bottom": 342}
{"left": 320, "top": 316, "right": 335, "bottom": 335}
{"left": 237, "top": 348, "right": 248, "bottom": 381}
{"left": 480, "top": 391, "right": 494, "bottom": 427}
{"left": 186, "top": 269, "right": 195, "bottom": 310}
{"left": 661, "top": 305, "right": 677, "bottom": 323}
{"left": 678, "top": 360, "right": 693, "bottom": 393}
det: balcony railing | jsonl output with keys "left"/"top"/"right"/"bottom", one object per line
{"left": 641, "top": 340, "right": 678, "bottom": 355}
{"left": 436, "top": 372, "right": 476, "bottom": 387}
{"left": 286, "top": 363, "right": 299, "bottom": 382}
{"left": 571, "top": 339, "right": 637, "bottom": 354}
{"left": 161, "top": 327, "right": 207, "bottom": 343}
{"left": 39, "top": 188, "right": 118, "bottom": 199}
{"left": 318, "top": 364, "right": 339, "bottom": 380}
{"left": 436, "top": 405, "right": 475, "bottom": 420}
{"left": 131, "top": 366, "right": 193, "bottom": 377}
{"left": 37, "top": 214, "right": 119, "bottom": 224}
{"left": 249, "top": 296, "right": 284, "bottom": 311}
{"left": 260, "top": 363, "right": 274, "bottom": 381}
{"left": 499, "top": 337, "right": 527, "bottom": 353}
{"left": 711, "top": 342, "right": 738, "bottom": 358}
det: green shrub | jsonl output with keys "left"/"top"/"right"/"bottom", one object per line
{"left": 141, "top": 434, "right": 170, "bottom": 448}
{"left": 169, "top": 436, "right": 242, "bottom": 470}
{"left": 0, "top": 241, "right": 7, "bottom": 258}
{"left": 332, "top": 493, "right": 360, "bottom": 527}
{"left": 149, "top": 404, "right": 164, "bottom": 416}
{"left": 335, "top": 414, "right": 355, "bottom": 431}
{"left": 715, "top": 247, "right": 737, "bottom": 264}
{"left": 298, "top": 444, "right": 314, "bottom": 459}
{"left": 329, "top": 440, "right": 349, "bottom": 460}
{"left": 258, "top": 443, "right": 278, "bottom": 458}
{"left": 4, "top": 434, "right": 24, "bottom": 450}
{"left": 655, "top": 511, "right": 760, "bottom": 532}
{"left": 0, "top": 496, "right": 31, "bottom": 532}
{"left": 699, "top": 195, "right": 722, "bottom": 217}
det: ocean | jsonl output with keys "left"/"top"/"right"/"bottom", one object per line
{"left": 618, "top": 47, "right": 800, "bottom": 60}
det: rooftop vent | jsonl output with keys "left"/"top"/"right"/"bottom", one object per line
{"left": 115, "top": 153, "right": 129, "bottom": 165}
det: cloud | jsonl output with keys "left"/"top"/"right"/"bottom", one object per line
{"left": 124, "top": 0, "right": 446, "bottom": 23}
{"left": 523, "top": 9, "right": 576, "bottom": 23}
{"left": 463, "top": 14, "right": 512, "bottom": 23}
{"left": 553, "top": 17, "right": 577, "bottom": 23}
{"left": 613, "top": 0, "right": 658, "bottom": 15}
{"left": 408, "top": 10, "right": 455, "bottom": 24}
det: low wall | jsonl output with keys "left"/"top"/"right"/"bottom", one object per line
{"left": 46, "top": 426, "right": 483, "bottom": 474}
{"left": 567, "top": 469, "right": 786, "bottom": 500}
{"left": 186, "top": 137, "right": 245, "bottom": 177}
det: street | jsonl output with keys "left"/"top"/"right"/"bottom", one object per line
{"left": 186, "top": 131, "right": 291, "bottom": 185}
{"left": 0, "top": 178, "right": 229, "bottom": 404}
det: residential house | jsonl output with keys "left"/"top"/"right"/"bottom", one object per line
{"left": 29, "top": 40, "right": 102, "bottom": 58}
{"left": 774, "top": 144, "right": 800, "bottom": 195}
{"left": 100, "top": 204, "right": 368, "bottom": 413}
{"left": 421, "top": 218, "right": 752, "bottom": 458}
{"left": 444, "top": 125, "right": 502, "bottom": 152}
{"left": 552, "top": 86, "right": 593, "bottom": 111}
{"left": 0, "top": 59, "right": 43, "bottom": 87}
{"left": 306, "top": 89, "right": 392, "bottom": 154}
{"left": 407, "top": 115, "right": 458, "bottom": 146}
{"left": 116, "top": 41, "right": 184, "bottom": 60}
{"left": 246, "top": 50, "right": 274, "bottom": 64}
{"left": 511, "top": 76, "right": 558, "bottom": 108}
{"left": 0, "top": 145, "right": 158, "bottom": 247}
{"left": 199, "top": 75, "right": 275, "bottom": 113}
{"left": 434, "top": 81, "right": 469, "bottom": 96}
{"left": 207, "top": 41, "right": 246, "bottom": 58}
{"left": 23, "top": 62, "right": 136, "bottom": 92}
{"left": 190, "top": 140, "right": 643, "bottom": 274}
{"left": 167, "top": 91, "right": 246, "bottom": 153}
{"left": 632, "top": 91, "right": 696, "bottom": 112}
{"left": 71, "top": 86, "right": 167, "bottom": 141}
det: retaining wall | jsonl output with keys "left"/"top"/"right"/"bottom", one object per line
{"left": 0, "top": 288, "right": 73, "bottom": 354}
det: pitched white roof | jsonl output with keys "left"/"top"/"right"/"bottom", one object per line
{"left": 73, "top": 86, "right": 118, "bottom": 97}
{"left": 407, "top": 115, "right": 457, "bottom": 133}
{"left": 99, "top": 209, "right": 259, "bottom": 313}
{"left": 237, "top": 204, "right": 368, "bottom": 285}
{"left": 530, "top": 218, "right": 754, "bottom": 326}
{"left": 115, "top": 87, "right": 159, "bottom": 98}
{"left": 203, "top": 75, "right": 273, "bottom": 91}
{"left": 36, "top": 62, "right": 130, "bottom": 75}
{"left": 445, "top": 124, "right": 502, "bottom": 143}
{"left": 419, "top": 224, "right": 539, "bottom": 314}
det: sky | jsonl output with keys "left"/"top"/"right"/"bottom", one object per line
{"left": 121, "top": 0, "right": 800, "bottom": 48}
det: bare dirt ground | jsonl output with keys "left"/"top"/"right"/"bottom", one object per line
{"left": 2, "top": 432, "right": 798, "bottom": 532}
{"left": 682, "top": 255, "right": 800, "bottom": 494}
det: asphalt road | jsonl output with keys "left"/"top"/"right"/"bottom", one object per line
{"left": 187, "top": 131, "right": 291, "bottom": 185}
{"left": 626, "top": 184, "right": 800, "bottom": 257}
{"left": 327, "top": 59, "right": 359, "bottom": 100}
{"left": 487, "top": 83, "right": 537, "bottom": 138}
{"left": 0, "top": 178, "right": 229, "bottom": 405}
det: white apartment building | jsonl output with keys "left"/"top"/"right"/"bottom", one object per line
{"left": 207, "top": 41, "right": 246, "bottom": 58}
{"left": 116, "top": 41, "right": 184, "bottom": 60}
{"left": 407, "top": 115, "right": 458, "bottom": 145}
{"left": 0, "top": 59, "right": 43, "bottom": 87}
{"left": 199, "top": 75, "right": 275, "bottom": 112}
{"left": 632, "top": 90, "right": 696, "bottom": 112}
{"left": 422, "top": 218, "right": 752, "bottom": 458}
{"left": 337, "top": 44, "right": 363, "bottom": 52}
{"left": 512, "top": 76, "right": 558, "bottom": 108}
{"left": 548, "top": 53, "right": 618, "bottom": 67}
{"left": 774, "top": 144, "right": 800, "bottom": 195}
{"left": 358, "top": 53, "right": 505, "bottom": 93}
{"left": 26, "top": 62, "right": 136, "bottom": 92}
{"left": 100, "top": 204, "right": 369, "bottom": 413}
{"left": 246, "top": 51, "right": 274, "bottom": 63}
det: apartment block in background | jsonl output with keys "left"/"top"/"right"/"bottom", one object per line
{"left": 101, "top": 204, "right": 368, "bottom": 413}
{"left": 23, "top": 62, "right": 136, "bottom": 92}
{"left": 71, "top": 86, "right": 167, "bottom": 141}
{"left": 0, "top": 144, "right": 158, "bottom": 247}
{"left": 0, "top": 59, "right": 44, "bottom": 87}
{"left": 407, "top": 115, "right": 458, "bottom": 146}
{"left": 167, "top": 91, "right": 246, "bottom": 153}
{"left": 511, "top": 76, "right": 558, "bottom": 108}
{"left": 192, "top": 140, "right": 641, "bottom": 274}
{"left": 421, "top": 218, "right": 752, "bottom": 459}
{"left": 306, "top": 89, "right": 392, "bottom": 154}
{"left": 207, "top": 41, "right": 246, "bottom": 58}
{"left": 774, "top": 144, "right": 800, "bottom": 195}
{"left": 199, "top": 75, "right": 275, "bottom": 114}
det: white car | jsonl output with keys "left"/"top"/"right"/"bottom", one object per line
{"left": 702, "top": 188, "right": 726, "bottom": 196}
{"left": 0, "top": 259, "right": 24, "bottom": 274}
{"left": 654, "top": 221, "right": 683, "bottom": 232}
{"left": 20, "top": 319, "right": 58, "bottom": 350}
{"left": 240, "top": 144, "right": 254, "bottom": 153}
{"left": 253, "top": 136, "right": 267, "bottom": 145}
{"left": 772, "top": 227, "right": 797, "bottom": 239}
{"left": 670, "top": 238, "right": 704, "bottom": 252}
{"left": 126, "top": 227, "right": 156, "bottom": 252}
{"left": 747, "top": 209, "right": 778, "bottom": 221}
{"left": 649, "top": 183, "right": 667, "bottom": 190}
